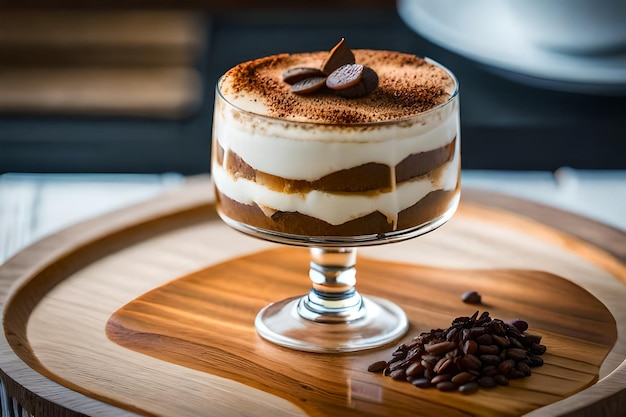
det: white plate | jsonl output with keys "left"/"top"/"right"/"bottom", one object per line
{"left": 397, "top": 0, "right": 626, "bottom": 95}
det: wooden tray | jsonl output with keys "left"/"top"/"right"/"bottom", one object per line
{"left": 1, "top": 176, "right": 624, "bottom": 417}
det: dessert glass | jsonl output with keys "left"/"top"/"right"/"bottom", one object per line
{"left": 212, "top": 61, "right": 460, "bottom": 353}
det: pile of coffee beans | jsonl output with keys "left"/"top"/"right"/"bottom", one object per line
{"left": 368, "top": 311, "right": 546, "bottom": 394}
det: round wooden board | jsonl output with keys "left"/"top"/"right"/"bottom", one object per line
{"left": 0, "top": 176, "right": 625, "bottom": 417}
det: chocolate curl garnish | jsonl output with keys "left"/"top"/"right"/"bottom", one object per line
{"left": 282, "top": 38, "right": 378, "bottom": 98}
{"left": 321, "top": 38, "right": 355, "bottom": 75}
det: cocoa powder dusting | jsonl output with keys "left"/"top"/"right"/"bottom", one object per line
{"left": 220, "top": 50, "right": 455, "bottom": 124}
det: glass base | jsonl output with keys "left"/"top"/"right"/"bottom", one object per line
{"left": 255, "top": 295, "right": 408, "bottom": 353}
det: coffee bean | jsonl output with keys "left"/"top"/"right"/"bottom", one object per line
{"left": 463, "top": 340, "right": 478, "bottom": 355}
{"left": 526, "top": 353, "right": 544, "bottom": 367}
{"left": 425, "top": 341, "right": 456, "bottom": 356}
{"left": 406, "top": 361, "right": 425, "bottom": 377}
{"left": 498, "top": 359, "right": 516, "bottom": 374}
{"left": 282, "top": 67, "right": 325, "bottom": 85}
{"left": 451, "top": 372, "right": 475, "bottom": 385}
{"left": 479, "top": 344, "right": 500, "bottom": 355}
{"left": 291, "top": 76, "right": 326, "bottom": 95}
{"left": 390, "top": 369, "right": 407, "bottom": 380}
{"left": 506, "top": 348, "right": 528, "bottom": 361}
{"left": 459, "top": 354, "right": 481, "bottom": 372}
{"left": 482, "top": 365, "right": 498, "bottom": 377}
{"left": 458, "top": 381, "right": 479, "bottom": 394}
{"left": 478, "top": 376, "right": 497, "bottom": 388}
{"left": 372, "top": 311, "right": 546, "bottom": 395}
{"left": 431, "top": 374, "right": 451, "bottom": 384}
{"left": 494, "top": 374, "right": 509, "bottom": 386}
{"left": 436, "top": 381, "right": 457, "bottom": 392}
{"left": 475, "top": 333, "right": 493, "bottom": 345}
{"left": 462, "top": 290, "right": 482, "bottom": 304}
{"left": 517, "top": 362, "right": 531, "bottom": 376}
{"left": 367, "top": 360, "right": 388, "bottom": 373}
{"left": 522, "top": 333, "right": 543, "bottom": 345}
{"left": 507, "top": 369, "right": 526, "bottom": 380}
{"left": 434, "top": 357, "right": 453, "bottom": 374}
{"left": 508, "top": 318, "right": 529, "bottom": 332}
{"left": 411, "top": 377, "right": 432, "bottom": 388}
{"left": 492, "top": 334, "right": 511, "bottom": 348}
{"left": 480, "top": 354, "right": 501, "bottom": 366}
{"left": 530, "top": 343, "right": 547, "bottom": 355}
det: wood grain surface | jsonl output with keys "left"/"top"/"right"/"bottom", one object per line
{"left": 0, "top": 177, "right": 624, "bottom": 417}
{"left": 107, "top": 247, "right": 617, "bottom": 417}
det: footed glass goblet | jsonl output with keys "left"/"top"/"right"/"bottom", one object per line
{"left": 211, "top": 61, "right": 460, "bottom": 353}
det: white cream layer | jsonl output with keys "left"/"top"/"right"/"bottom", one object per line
{"left": 214, "top": 98, "right": 459, "bottom": 181}
{"left": 213, "top": 140, "right": 460, "bottom": 227}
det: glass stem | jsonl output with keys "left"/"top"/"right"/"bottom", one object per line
{"left": 297, "top": 247, "right": 366, "bottom": 323}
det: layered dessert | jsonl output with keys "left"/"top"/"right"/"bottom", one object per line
{"left": 212, "top": 40, "right": 460, "bottom": 239}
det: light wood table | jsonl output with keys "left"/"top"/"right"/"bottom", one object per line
{"left": 0, "top": 173, "right": 624, "bottom": 416}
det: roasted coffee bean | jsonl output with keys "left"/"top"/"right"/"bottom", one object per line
{"left": 508, "top": 318, "right": 529, "bottom": 332}
{"left": 367, "top": 360, "right": 388, "bottom": 373}
{"left": 478, "top": 376, "right": 497, "bottom": 388}
{"left": 282, "top": 67, "right": 325, "bottom": 85}
{"left": 406, "top": 361, "right": 425, "bottom": 377}
{"left": 480, "top": 354, "right": 501, "bottom": 366}
{"left": 459, "top": 381, "right": 479, "bottom": 394}
{"left": 517, "top": 362, "right": 531, "bottom": 376}
{"left": 494, "top": 374, "right": 509, "bottom": 386}
{"left": 463, "top": 339, "right": 478, "bottom": 355}
{"left": 479, "top": 344, "right": 500, "bottom": 355}
{"left": 506, "top": 348, "right": 528, "bottom": 361}
{"left": 498, "top": 359, "right": 516, "bottom": 374}
{"left": 372, "top": 311, "right": 546, "bottom": 395}
{"left": 462, "top": 290, "right": 482, "bottom": 304}
{"left": 530, "top": 343, "right": 547, "bottom": 355}
{"left": 425, "top": 341, "right": 456, "bottom": 356}
{"left": 492, "top": 334, "right": 510, "bottom": 348}
{"left": 446, "top": 327, "right": 458, "bottom": 341}
{"left": 291, "top": 77, "right": 326, "bottom": 95}
{"left": 482, "top": 365, "right": 498, "bottom": 377}
{"left": 390, "top": 369, "right": 407, "bottom": 380}
{"left": 509, "top": 337, "right": 524, "bottom": 349}
{"left": 526, "top": 354, "right": 544, "bottom": 367}
{"left": 475, "top": 333, "right": 493, "bottom": 345}
{"left": 321, "top": 38, "right": 355, "bottom": 75}
{"left": 431, "top": 374, "right": 452, "bottom": 384}
{"left": 507, "top": 369, "right": 526, "bottom": 380}
{"left": 522, "top": 333, "right": 543, "bottom": 345}
{"left": 436, "top": 381, "right": 457, "bottom": 392}
{"left": 326, "top": 64, "right": 363, "bottom": 90}
{"left": 434, "top": 357, "right": 453, "bottom": 374}
{"left": 411, "top": 377, "right": 432, "bottom": 388}
{"left": 451, "top": 372, "right": 475, "bottom": 385}
{"left": 489, "top": 319, "right": 506, "bottom": 336}
{"left": 459, "top": 354, "right": 481, "bottom": 371}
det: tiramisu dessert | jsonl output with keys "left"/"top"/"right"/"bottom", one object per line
{"left": 212, "top": 39, "right": 460, "bottom": 239}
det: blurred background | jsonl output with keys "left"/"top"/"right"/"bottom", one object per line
{"left": 1, "top": 0, "right": 624, "bottom": 174}
{"left": 1, "top": 0, "right": 625, "bottom": 262}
